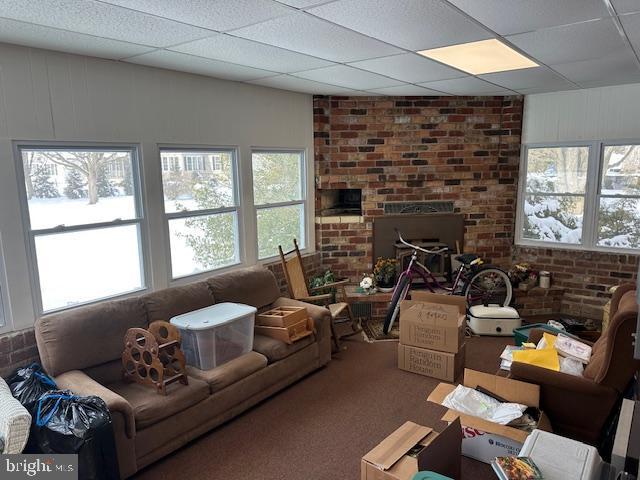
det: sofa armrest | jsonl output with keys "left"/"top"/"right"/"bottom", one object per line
{"left": 271, "top": 297, "right": 331, "bottom": 337}
{"left": 510, "top": 362, "right": 609, "bottom": 395}
{"left": 55, "top": 370, "right": 135, "bottom": 439}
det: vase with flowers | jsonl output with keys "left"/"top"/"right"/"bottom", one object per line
{"left": 374, "top": 257, "right": 398, "bottom": 293}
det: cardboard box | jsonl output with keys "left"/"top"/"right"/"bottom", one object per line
{"left": 426, "top": 369, "right": 552, "bottom": 464}
{"left": 400, "top": 292, "right": 466, "bottom": 353}
{"left": 361, "top": 419, "right": 462, "bottom": 480}
{"left": 398, "top": 343, "right": 466, "bottom": 382}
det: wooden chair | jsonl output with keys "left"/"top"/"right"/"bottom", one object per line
{"left": 278, "top": 239, "right": 361, "bottom": 351}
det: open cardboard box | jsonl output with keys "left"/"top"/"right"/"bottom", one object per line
{"left": 426, "top": 369, "right": 552, "bottom": 464}
{"left": 400, "top": 292, "right": 466, "bottom": 353}
{"left": 361, "top": 418, "right": 462, "bottom": 480}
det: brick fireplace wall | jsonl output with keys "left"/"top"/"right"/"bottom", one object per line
{"left": 313, "top": 95, "right": 523, "bottom": 281}
{"left": 513, "top": 246, "right": 638, "bottom": 319}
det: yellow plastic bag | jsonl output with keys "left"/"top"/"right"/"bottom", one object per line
{"left": 542, "top": 332, "right": 557, "bottom": 349}
{"left": 512, "top": 348, "right": 560, "bottom": 371}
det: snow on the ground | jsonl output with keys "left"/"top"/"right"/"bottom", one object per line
{"left": 29, "top": 196, "right": 212, "bottom": 310}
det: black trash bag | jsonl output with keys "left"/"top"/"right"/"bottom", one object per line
{"left": 34, "top": 390, "right": 120, "bottom": 480}
{"left": 8, "top": 363, "right": 57, "bottom": 414}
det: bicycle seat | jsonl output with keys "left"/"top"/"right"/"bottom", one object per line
{"left": 455, "top": 253, "right": 479, "bottom": 265}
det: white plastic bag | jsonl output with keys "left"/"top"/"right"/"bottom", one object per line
{"left": 441, "top": 384, "right": 527, "bottom": 425}
{"left": 559, "top": 356, "right": 584, "bottom": 376}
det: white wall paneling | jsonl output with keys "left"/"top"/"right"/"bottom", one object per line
{"left": 523, "top": 83, "right": 640, "bottom": 144}
{"left": 0, "top": 42, "right": 314, "bottom": 332}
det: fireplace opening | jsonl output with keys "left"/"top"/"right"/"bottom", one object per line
{"left": 318, "top": 188, "right": 362, "bottom": 216}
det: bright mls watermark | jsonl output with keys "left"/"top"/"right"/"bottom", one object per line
{"left": 2, "top": 455, "right": 77, "bottom": 479}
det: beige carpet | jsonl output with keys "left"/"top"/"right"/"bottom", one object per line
{"left": 134, "top": 332, "right": 511, "bottom": 480}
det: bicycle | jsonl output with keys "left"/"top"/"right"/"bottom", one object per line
{"left": 383, "top": 231, "right": 513, "bottom": 334}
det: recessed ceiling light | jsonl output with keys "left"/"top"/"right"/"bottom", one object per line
{"left": 417, "top": 39, "right": 538, "bottom": 75}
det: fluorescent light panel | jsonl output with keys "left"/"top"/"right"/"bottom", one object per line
{"left": 417, "top": 38, "right": 538, "bottom": 75}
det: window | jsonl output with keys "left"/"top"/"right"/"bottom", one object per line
{"left": 106, "top": 159, "right": 126, "bottom": 178}
{"left": 517, "top": 141, "right": 640, "bottom": 251}
{"left": 211, "top": 155, "right": 222, "bottom": 171}
{"left": 41, "top": 162, "right": 58, "bottom": 176}
{"left": 160, "top": 148, "right": 240, "bottom": 278}
{"left": 184, "top": 155, "right": 205, "bottom": 172}
{"left": 18, "top": 146, "right": 146, "bottom": 313}
{"left": 252, "top": 150, "right": 306, "bottom": 259}
{"left": 0, "top": 235, "right": 7, "bottom": 328}
{"left": 598, "top": 144, "right": 640, "bottom": 248}
{"left": 162, "top": 156, "right": 180, "bottom": 172}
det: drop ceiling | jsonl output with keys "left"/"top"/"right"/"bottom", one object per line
{"left": 0, "top": 0, "right": 639, "bottom": 96}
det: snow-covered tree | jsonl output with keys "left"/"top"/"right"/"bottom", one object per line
{"left": 64, "top": 168, "right": 86, "bottom": 199}
{"left": 32, "top": 165, "right": 60, "bottom": 199}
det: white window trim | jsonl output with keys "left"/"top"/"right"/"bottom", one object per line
{"left": 159, "top": 146, "right": 243, "bottom": 281}
{"left": 251, "top": 148, "right": 309, "bottom": 262}
{"left": 516, "top": 139, "right": 640, "bottom": 254}
{"left": 13, "top": 141, "right": 151, "bottom": 316}
{"left": 0, "top": 232, "right": 12, "bottom": 332}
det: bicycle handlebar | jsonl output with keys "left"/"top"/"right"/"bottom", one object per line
{"left": 396, "top": 231, "right": 449, "bottom": 256}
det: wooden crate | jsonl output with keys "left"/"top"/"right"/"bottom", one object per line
{"left": 255, "top": 317, "right": 314, "bottom": 344}
{"left": 256, "top": 306, "right": 308, "bottom": 328}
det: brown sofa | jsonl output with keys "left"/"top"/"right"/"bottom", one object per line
{"left": 34, "top": 266, "right": 331, "bottom": 478}
{"left": 510, "top": 283, "right": 640, "bottom": 444}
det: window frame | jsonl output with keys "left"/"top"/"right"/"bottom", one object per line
{"left": 251, "top": 148, "right": 308, "bottom": 261}
{"left": 13, "top": 141, "right": 150, "bottom": 315}
{"left": 516, "top": 139, "right": 640, "bottom": 253}
{"left": 159, "top": 146, "right": 243, "bottom": 281}
{"left": 0, "top": 233, "right": 11, "bottom": 332}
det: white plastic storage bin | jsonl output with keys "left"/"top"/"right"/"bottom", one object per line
{"left": 468, "top": 305, "right": 521, "bottom": 336}
{"left": 170, "top": 302, "right": 257, "bottom": 370}
{"left": 519, "top": 429, "right": 603, "bottom": 480}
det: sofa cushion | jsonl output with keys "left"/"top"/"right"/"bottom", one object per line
{"left": 36, "top": 297, "right": 148, "bottom": 376}
{"left": 186, "top": 352, "right": 268, "bottom": 393}
{"left": 141, "top": 281, "right": 214, "bottom": 322}
{"left": 207, "top": 266, "right": 280, "bottom": 309}
{"left": 252, "top": 334, "right": 315, "bottom": 363}
{"left": 109, "top": 377, "right": 209, "bottom": 430}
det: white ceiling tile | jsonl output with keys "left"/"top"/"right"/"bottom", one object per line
{"left": 308, "top": 0, "right": 493, "bottom": 50}
{"left": 293, "top": 65, "right": 404, "bottom": 89}
{"left": 349, "top": 53, "right": 465, "bottom": 83}
{"left": 248, "top": 74, "right": 355, "bottom": 94}
{"left": 170, "top": 34, "right": 333, "bottom": 73}
{"left": 125, "top": 50, "right": 277, "bottom": 81}
{"left": 446, "top": 0, "right": 611, "bottom": 35}
{"left": 620, "top": 12, "right": 640, "bottom": 53}
{"left": 551, "top": 50, "right": 640, "bottom": 88}
{"left": 507, "top": 18, "right": 629, "bottom": 66}
{"left": 0, "top": 18, "right": 154, "bottom": 59}
{"left": 275, "top": 0, "right": 329, "bottom": 7}
{"left": 418, "top": 76, "right": 514, "bottom": 95}
{"left": 368, "top": 84, "right": 448, "bottom": 95}
{"left": 0, "top": 0, "right": 212, "bottom": 47}
{"left": 231, "top": 12, "right": 402, "bottom": 62}
{"left": 516, "top": 85, "right": 579, "bottom": 94}
{"left": 99, "top": 0, "right": 292, "bottom": 32}
{"left": 479, "top": 66, "right": 576, "bottom": 91}
{"left": 613, "top": 0, "right": 640, "bottom": 14}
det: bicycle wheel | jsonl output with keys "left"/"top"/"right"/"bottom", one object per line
{"left": 463, "top": 266, "right": 513, "bottom": 307}
{"left": 383, "top": 275, "right": 411, "bottom": 334}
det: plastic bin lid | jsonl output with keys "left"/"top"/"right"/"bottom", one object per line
{"left": 170, "top": 302, "right": 257, "bottom": 330}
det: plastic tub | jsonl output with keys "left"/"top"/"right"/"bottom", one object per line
{"left": 513, "top": 322, "right": 565, "bottom": 346}
{"left": 170, "top": 302, "right": 257, "bottom": 370}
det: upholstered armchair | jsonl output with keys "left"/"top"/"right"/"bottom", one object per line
{"left": 510, "top": 283, "right": 640, "bottom": 444}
